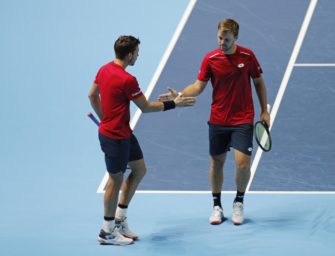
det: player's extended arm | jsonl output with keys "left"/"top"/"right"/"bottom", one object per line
{"left": 158, "top": 80, "right": 207, "bottom": 101}
{"left": 253, "top": 76, "right": 270, "bottom": 126}
{"left": 181, "top": 79, "right": 207, "bottom": 97}
{"left": 133, "top": 94, "right": 196, "bottom": 113}
{"left": 88, "top": 83, "right": 103, "bottom": 120}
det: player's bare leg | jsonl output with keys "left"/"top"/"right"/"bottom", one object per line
{"left": 119, "top": 159, "right": 147, "bottom": 206}
{"left": 209, "top": 153, "right": 226, "bottom": 224}
{"left": 232, "top": 150, "right": 251, "bottom": 225}
{"left": 104, "top": 172, "right": 123, "bottom": 218}
{"left": 98, "top": 172, "right": 133, "bottom": 245}
{"left": 234, "top": 150, "right": 250, "bottom": 194}
{"left": 209, "top": 153, "right": 226, "bottom": 193}
{"left": 116, "top": 159, "right": 147, "bottom": 240}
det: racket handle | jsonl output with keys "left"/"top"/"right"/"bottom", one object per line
{"left": 87, "top": 112, "right": 100, "bottom": 126}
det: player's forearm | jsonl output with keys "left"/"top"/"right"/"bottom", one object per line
{"left": 141, "top": 99, "right": 193, "bottom": 112}
{"left": 181, "top": 81, "right": 205, "bottom": 97}
{"left": 256, "top": 89, "right": 268, "bottom": 112}
{"left": 140, "top": 101, "right": 164, "bottom": 113}
{"left": 254, "top": 80, "right": 268, "bottom": 112}
{"left": 89, "top": 96, "right": 103, "bottom": 119}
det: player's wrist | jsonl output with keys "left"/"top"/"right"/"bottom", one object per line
{"left": 163, "top": 100, "right": 176, "bottom": 111}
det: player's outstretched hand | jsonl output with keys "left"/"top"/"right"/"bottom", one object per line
{"left": 174, "top": 92, "right": 196, "bottom": 107}
{"left": 158, "top": 87, "right": 178, "bottom": 102}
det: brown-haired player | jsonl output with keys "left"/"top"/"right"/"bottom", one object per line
{"left": 159, "top": 19, "right": 270, "bottom": 225}
{"left": 89, "top": 35, "right": 196, "bottom": 245}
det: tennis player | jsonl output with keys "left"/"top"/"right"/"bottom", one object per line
{"left": 88, "top": 35, "right": 196, "bottom": 245}
{"left": 159, "top": 19, "right": 270, "bottom": 225}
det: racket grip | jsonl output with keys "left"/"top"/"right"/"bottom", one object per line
{"left": 87, "top": 112, "right": 100, "bottom": 126}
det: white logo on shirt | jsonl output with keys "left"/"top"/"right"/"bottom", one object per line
{"left": 132, "top": 90, "right": 142, "bottom": 97}
{"left": 238, "top": 63, "right": 245, "bottom": 68}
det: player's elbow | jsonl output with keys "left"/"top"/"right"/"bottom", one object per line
{"left": 88, "top": 93, "right": 98, "bottom": 102}
{"left": 138, "top": 102, "right": 150, "bottom": 113}
{"left": 141, "top": 105, "right": 151, "bottom": 113}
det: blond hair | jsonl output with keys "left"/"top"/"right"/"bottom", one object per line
{"left": 217, "top": 19, "right": 239, "bottom": 37}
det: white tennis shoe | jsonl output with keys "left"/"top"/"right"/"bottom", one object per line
{"left": 115, "top": 217, "right": 139, "bottom": 240}
{"left": 209, "top": 206, "right": 224, "bottom": 225}
{"left": 98, "top": 227, "right": 133, "bottom": 245}
{"left": 232, "top": 202, "right": 244, "bottom": 225}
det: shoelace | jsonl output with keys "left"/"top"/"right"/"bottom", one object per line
{"left": 111, "top": 226, "right": 127, "bottom": 239}
{"left": 233, "top": 204, "right": 243, "bottom": 215}
{"left": 213, "top": 208, "right": 223, "bottom": 217}
{"left": 104, "top": 229, "right": 117, "bottom": 239}
{"left": 116, "top": 218, "right": 130, "bottom": 231}
{"left": 116, "top": 216, "right": 127, "bottom": 225}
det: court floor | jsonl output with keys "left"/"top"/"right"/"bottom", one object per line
{"left": 1, "top": 193, "right": 334, "bottom": 256}
{"left": 0, "top": 0, "right": 334, "bottom": 255}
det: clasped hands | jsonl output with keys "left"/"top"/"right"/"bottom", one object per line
{"left": 157, "top": 87, "right": 196, "bottom": 107}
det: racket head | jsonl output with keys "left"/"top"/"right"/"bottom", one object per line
{"left": 254, "top": 121, "right": 272, "bottom": 152}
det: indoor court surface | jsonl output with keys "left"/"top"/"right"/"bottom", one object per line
{"left": 1, "top": 0, "right": 334, "bottom": 255}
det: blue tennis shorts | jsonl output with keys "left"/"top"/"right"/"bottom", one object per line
{"left": 208, "top": 122, "right": 254, "bottom": 156}
{"left": 99, "top": 132, "right": 144, "bottom": 174}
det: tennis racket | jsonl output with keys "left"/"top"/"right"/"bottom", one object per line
{"left": 254, "top": 121, "right": 272, "bottom": 152}
{"left": 87, "top": 112, "right": 100, "bottom": 126}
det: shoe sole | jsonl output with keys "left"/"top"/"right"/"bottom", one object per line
{"left": 123, "top": 234, "right": 138, "bottom": 241}
{"left": 123, "top": 235, "right": 138, "bottom": 241}
{"left": 232, "top": 219, "right": 243, "bottom": 225}
{"left": 98, "top": 237, "right": 134, "bottom": 246}
{"left": 118, "top": 230, "right": 139, "bottom": 240}
{"left": 210, "top": 221, "right": 222, "bottom": 225}
{"left": 210, "top": 217, "right": 224, "bottom": 225}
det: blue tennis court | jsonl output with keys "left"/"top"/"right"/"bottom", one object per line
{"left": 1, "top": 0, "right": 334, "bottom": 255}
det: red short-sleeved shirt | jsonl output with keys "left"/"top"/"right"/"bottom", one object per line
{"left": 94, "top": 61, "right": 143, "bottom": 139}
{"left": 197, "top": 45, "right": 262, "bottom": 126}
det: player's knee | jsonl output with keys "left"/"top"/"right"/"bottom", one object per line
{"left": 132, "top": 166, "right": 147, "bottom": 179}
{"left": 107, "top": 172, "right": 124, "bottom": 188}
{"left": 211, "top": 155, "right": 225, "bottom": 167}
{"left": 138, "top": 167, "right": 147, "bottom": 178}
{"left": 236, "top": 163, "right": 250, "bottom": 172}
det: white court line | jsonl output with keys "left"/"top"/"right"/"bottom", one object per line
{"left": 135, "top": 190, "right": 335, "bottom": 195}
{"left": 295, "top": 63, "right": 335, "bottom": 67}
{"left": 246, "top": 0, "right": 319, "bottom": 192}
{"left": 129, "top": 0, "right": 197, "bottom": 130}
{"left": 97, "top": 0, "right": 197, "bottom": 193}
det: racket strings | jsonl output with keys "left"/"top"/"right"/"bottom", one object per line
{"left": 255, "top": 123, "right": 271, "bottom": 151}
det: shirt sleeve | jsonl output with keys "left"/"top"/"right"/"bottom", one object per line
{"left": 197, "top": 55, "right": 211, "bottom": 82}
{"left": 124, "top": 76, "right": 143, "bottom": 100}
{"left": 94, "top": 67, "right": 102, "bottom": 85}
{"left": 249, "top": 52, "right": 263, "bottom": 78}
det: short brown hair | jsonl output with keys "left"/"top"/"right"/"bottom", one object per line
{"left": 114, "top": 35, "right": 140, "bottom": 60}
{"left": 217, "top": 19, "right": 239, "bottom": 37}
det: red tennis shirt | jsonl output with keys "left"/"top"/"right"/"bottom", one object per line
{"left": 197, "top": 45, "right": 263, "bottom": 126}
{"left": 94, "top": 61, "right": 143, "bottom": 139}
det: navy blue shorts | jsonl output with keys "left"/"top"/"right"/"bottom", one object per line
{"left": 99, "top": 132, "right": 144, "bottom": 174}
{"left": 208, "top": 122, "right": 254, "bottom": 156}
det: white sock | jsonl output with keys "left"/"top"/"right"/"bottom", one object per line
{"left": 116, "top": 207, "right": 128, "bottom": 219}
{"left": 102, "top": 220, "right": 115, "bottom": 233}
